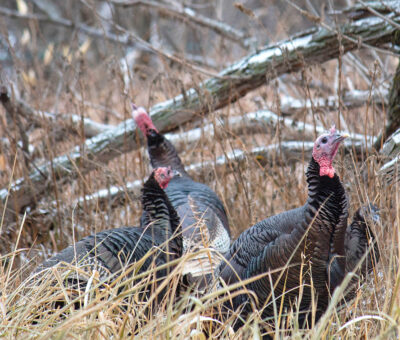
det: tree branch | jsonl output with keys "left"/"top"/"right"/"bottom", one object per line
{"left": 0, "top": 5, "right": 222, "bottom": 79}
{"left": 279, "top": 88, "right": 388, "bottom": 115}
{"left": 334, "top": 0, "right": 400, "bottom": 20}
{"left": 111, "top": 0, "right": 251, "bottom": 48}
{"left": 0, "top": 87, "right": 31, "bottom": 168}
{"left": 0, "top": 87, "right": 115, "bottom": 139}
{"left": 165, "top": 108, "right": 374, "bottom": 158}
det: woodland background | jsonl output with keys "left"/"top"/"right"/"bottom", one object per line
{"left": 0, "top": 0, "right": 399, "bottom": 338}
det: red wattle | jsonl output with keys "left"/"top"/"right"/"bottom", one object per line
{"left": 317, "top": 156, "right": 335, "bottom": 178}
{"left": 320, "top": 166, "right": 335, "bottom": 178}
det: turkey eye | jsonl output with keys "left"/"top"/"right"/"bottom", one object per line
{"left": 321, "top": 137, "right": 328, "bottom": 144}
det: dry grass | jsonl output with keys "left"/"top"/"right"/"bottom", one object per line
{"left": 0, "top": 0, "right": 400, "bottom": 338}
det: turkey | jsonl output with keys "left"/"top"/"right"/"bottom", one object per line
{"left": 345, "top": 203, "right": 380, "bottom": 283}
{"left": 132, "top": 104, "right": 231, "bottom": 284}
{"left": 34, "top": 167, "right": 182, "bottom": 302}
{"left": 217, "top": 126, "right": 349, "bottom": 330}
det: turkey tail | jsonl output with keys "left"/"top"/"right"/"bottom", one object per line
{"left": 338, "top": 204, "right": 381, "bottom": 304}
{"left": 345, "top": 203, "right": 380, "bottom": 276}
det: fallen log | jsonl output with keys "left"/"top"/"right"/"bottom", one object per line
{"left": 279, "top": 88, "right": 388, "bottom": 115}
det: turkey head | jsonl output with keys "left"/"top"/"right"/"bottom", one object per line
{"left": 154, "top": 167, "right": 175, "bottom": 189}
{"left": 312, "top": 125, "right": 349, "bottom": 178}
{"left": 132, "top": 104, "right": 158, "bottom": 136}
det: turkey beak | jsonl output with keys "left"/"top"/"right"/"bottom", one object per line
{"left": 171, "top": 169, "right": 181, "bottom": 178}
{"left": 333, "top": 132, "right": 349, "bottom": 144}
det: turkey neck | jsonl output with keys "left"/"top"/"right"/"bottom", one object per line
{"left": 147, "top": 131, "right": 189, "bottom": 176}
{"left": 306, "top": 157, "right": 348, "bottom": 266}
{"left": 141, "top": 175, "right": 180, "bottom": 245}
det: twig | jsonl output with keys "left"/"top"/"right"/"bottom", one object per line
{"left": 0, "top": 6, "right": 130, "bottom": 46}
{"left": 357, "top": 0, "right": 400, "bottom": 30}
{"left": 80, "top": 0, "right": 233, "bottom": 79}
{"left": 111, "top": 0, "right": 251, "bottom": 48}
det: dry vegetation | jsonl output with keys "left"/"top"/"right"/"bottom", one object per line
{"left": 0, "top": 0, "right": 399, "bottom": 339}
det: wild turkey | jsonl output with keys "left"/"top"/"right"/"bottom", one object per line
{"left": 344, "top": 204, "right": 380, "bottom": 290}
{"left": 217, "top": 126, "right": 349, "bottom": 329}
{"left": 133, "top": 105, "right": 230, "bottom": 284}
{"left": 34, "top": 167, "right": 182, "bottom": 302}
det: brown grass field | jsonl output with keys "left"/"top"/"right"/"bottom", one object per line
{"left": 0, "top": 0, "right": 399, "bottom": 338}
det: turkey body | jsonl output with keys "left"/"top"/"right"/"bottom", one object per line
{"left": 165, "top": 176, "right": 230, "bottom": 252}
{"left": 143, "top": 129, "right": 230, "bottom": 254}
{"left": 217, "top": 157, "right": 348, "bottom": 327}
{"left": 133, "top": 112, "right": 231, "bottom": 284}
{"left": 34, "top": 170, "right": 182, "bottom": 301}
